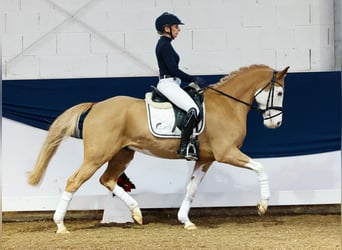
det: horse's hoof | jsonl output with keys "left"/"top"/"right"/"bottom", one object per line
{"left": 132, "top": 207, "right": 143, "bottom": 225}
{"left": 133, "top": 214, "right": 143, "bottom": 225}
{"left": 55, "top": 223, "right": 70, "bottom": 234}
{"left": 56, "top": 228, "right": 70, "bottom": 234}
{"left": 257, "top": 203, "right": 267, "bottom": 216}
{"left": 184, "top": 222, "right": 197, "bottom": 230}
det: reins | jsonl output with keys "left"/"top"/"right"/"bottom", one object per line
{"left": 205, "top": 86, "right": 261, "bottom": 111}
{"left": 204, "top": 71, "right": 283, "bottom": 119}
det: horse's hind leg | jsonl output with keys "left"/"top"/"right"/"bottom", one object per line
{"left": 100, "top": 149, "right": 142, "bottom": 225}
{"left": 53, "top": 159, "right": 109, "bottom": 233}
{"left": 53, "top": 160, "right": 105, "bottom": 233}
{"left": 178, "top": 161, "right": 213, "bottom": 230}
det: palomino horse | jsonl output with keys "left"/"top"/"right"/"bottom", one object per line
{"left": 28, "top": 64, "right": 289, "bottom": 233}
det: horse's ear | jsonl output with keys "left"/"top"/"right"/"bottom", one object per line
{"left": 276, "top": 66, "right": 290, "bottom": 79}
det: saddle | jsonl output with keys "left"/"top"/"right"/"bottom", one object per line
{"left": 144, "top": 84, "right": 205, "bottom": 138}
{"left": 150, "top": 84, "right": 204, "bottom": 130}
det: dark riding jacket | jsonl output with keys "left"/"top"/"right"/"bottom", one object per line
{"left": 155, "top": 36, "right": 195, "bottom": 83}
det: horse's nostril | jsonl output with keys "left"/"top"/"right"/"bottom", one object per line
{"left": 277, "top": 121, "right": 282, "bottom": 126}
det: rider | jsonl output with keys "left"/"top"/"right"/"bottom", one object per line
{"left": 155, "top": 12, "right": 204, "bottom": 161}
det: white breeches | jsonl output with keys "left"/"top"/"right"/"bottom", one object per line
{"left": 157, "top": 78, "right": 199, "bottom": 115}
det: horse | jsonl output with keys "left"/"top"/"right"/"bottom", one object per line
{"left": 28, "top": 64, "right": 289, "bottom": 233}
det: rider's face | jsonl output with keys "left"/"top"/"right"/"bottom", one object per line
{"left": 170, "top": 24, "right": 180, "bottom": 38}
{"left": 164, "top": 24, "right": 180, "bottom": 38}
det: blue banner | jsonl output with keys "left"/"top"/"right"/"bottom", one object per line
{"left": 3, "top": 71, "right": 341, "bottom": 158}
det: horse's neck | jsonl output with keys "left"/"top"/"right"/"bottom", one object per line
{"left": 217, "top": 73, "right": 261, "bottom": 104}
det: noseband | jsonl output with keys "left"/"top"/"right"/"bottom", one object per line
{"left": 206, "top": 70, "right": 283, "bottom": 121}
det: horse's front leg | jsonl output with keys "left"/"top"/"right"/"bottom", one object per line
{"left": 245, "top": 159, "right": 270, "bottom": 215}
{"left": 178, "top": 161, "right": 213, "bottom": 230}
{"left": 216, "top": 148, "right": 270, "bottom": 216}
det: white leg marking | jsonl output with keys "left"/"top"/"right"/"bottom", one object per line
{"left": 113, "top": 185, "right": 142, "bottom": 224}
{"left": 53, "top": 191, "right": 73, "bottom": 233}
{"left": 245, "top": 159, "right": 270, "bottom": 215}
{"left": 178, "top": 164, "right": 207, "bottom": 229}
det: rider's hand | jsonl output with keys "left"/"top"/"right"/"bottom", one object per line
{"left": 194, "top": 76, "right": 205, "bottom": 87}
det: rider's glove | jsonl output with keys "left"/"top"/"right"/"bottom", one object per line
{"left": 193, "top": 76, "right": 205, "bottom": 87}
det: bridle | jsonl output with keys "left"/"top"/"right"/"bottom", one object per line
{"left": 205, "top": 71, "right": 283, "bottom": 121}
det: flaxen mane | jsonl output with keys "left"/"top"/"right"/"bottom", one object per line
{"left": 212, "top": 64, "right": 271, "bottom": 87}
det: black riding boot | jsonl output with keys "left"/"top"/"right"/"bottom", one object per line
{"left": 177, "top": 108, "right": 199, "bottom": 161}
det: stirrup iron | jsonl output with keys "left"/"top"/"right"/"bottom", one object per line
{"left": 184, "top": 141, "right": 198, "bottom": 161}
{"left": 181, "top": 136, "right": 199, "bottom": 161}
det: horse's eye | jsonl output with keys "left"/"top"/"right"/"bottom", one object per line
{"left": 277, "top": 92, "right": 283, "bottom": 97}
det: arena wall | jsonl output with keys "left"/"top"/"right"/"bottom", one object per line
{"left": 2, "top": 71, "right": 341, "bottom": 211}
{"left": 2, "top": 0, "right": 339, "bottom": 80}
{"left": 2, "top": 117, "right": 340, "bottom": 212}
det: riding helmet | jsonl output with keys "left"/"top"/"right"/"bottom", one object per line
{"left": 155, "top": 12, "right": 184, "bottom": 33}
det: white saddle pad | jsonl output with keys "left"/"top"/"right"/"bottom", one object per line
{"left": 145, "top": 92, "right": 205, "bottom": 138}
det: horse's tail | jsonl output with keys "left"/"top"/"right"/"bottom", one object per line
{"left": 28, "top": 102, "right": 95, "bottom": 186}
